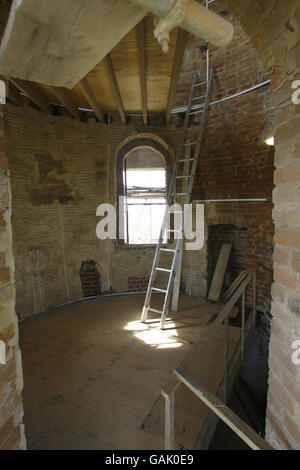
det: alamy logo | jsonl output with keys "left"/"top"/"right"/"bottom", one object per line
{"left": 291, "top": 340, "right": 300, "bottom": 365}
{"left": 291, "top": 80, "right": 300, "bottom": 104}
{"left": 96, "top": 198, "right": 204, "bottom": 250}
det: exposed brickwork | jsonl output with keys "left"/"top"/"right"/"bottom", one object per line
{"left": 217, "top": 0, "right": 300, "bottom": 450}
{"left": 79, "top": 260, "right": 101, "bottom": 297}
{"left": 175, "top": 6, "right": 274, "bottom": 309}
{"left": 128, "top": 276, "right": 149, "bottom": 292}
{"left": 0, "top": 0, "right": 299, "bottom": 451}
{"left": 0, "top": 101, "right": 25, "bottom": 450}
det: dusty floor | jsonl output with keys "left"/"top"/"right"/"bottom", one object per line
{"left": 19, "top": 294, "right": 241, "bottom": 450}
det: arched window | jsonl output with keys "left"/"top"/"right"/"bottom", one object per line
{"left": 116, "top": 135, "right": 174, "bottom": 246}
{"left": 124, "top": 147, "right": 167, "bottom": 245}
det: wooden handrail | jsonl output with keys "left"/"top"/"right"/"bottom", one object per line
{"left": 161, "top": 269, "right": 254, "bottom": 400}
{"left": 173, "top": 366, "right": 273, "bottom": 450}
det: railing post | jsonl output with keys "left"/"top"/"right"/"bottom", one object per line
{"left": 241, "top": 289, "right": 246, "bottom": 361}
{"left": 165, "top": 394, "right": 175, "bottom": 450}
{"left": 224, "top": 315, "right": 229, "bottom": 403}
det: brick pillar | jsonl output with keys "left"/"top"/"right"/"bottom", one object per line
{"left": 0, "top": 100, "right": 26, "bottom": 449}
{"left": 266, "top": 113, "right": 300, "bottom": 449}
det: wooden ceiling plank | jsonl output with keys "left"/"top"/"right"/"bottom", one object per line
{"left": 9, "top": 77, "right": 52, "bottom": 113}
{"left": 104, "top": 54, "right": 126, "bottom": 124}
{"left": 166, "top": 28, "right": 188, "bottom": 123}
{"left": 78, "top": 77, "right": 104, "bottom": 123}
{"left": 51, "top": 86, "right": 81, "bottom": 120}
{"left": 136, "top": 19, "right": 147, "bottom": 125}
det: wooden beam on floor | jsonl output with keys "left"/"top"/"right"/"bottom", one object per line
{"left": 8, "top": 77, "right": 52, "bottom": 114}
{"left": 51, "top": 86, "right": 81, "bottom": 120}
{"left": 136, "top": 19, "right": 147, "bottom": 125}
{"left": 166, "top": 28, "right": 188, "bottom": 124}
{"left": 104, "top": 54, "right": 126, "bottom": 125}
{"left": 78, "top": 77, "right": 104, "bottom": 123}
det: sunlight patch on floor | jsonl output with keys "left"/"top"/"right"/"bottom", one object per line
{"left": 124, "top": 320, "right": 183, "bottom": 349}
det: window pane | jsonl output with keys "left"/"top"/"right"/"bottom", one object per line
{"left": 126, "top": 170, "right": 166, "bottom": 189}
{"left": 127, "top": 198, "right": 166, "bottom": 244}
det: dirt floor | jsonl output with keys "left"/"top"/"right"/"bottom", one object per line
{"left": 19, "top": 294, "right": 241, "bottom": 450}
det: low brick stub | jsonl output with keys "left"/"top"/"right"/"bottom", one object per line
{"left": 0, "top": 104, "right": 25, "bottom": 450}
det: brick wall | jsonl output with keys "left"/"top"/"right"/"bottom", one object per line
{"left": 3, "top": 106, "right": 183, "bottom": 319}
{"left": 219, "top": 0, "right": 300, "bottom": 450}
{"left": 175, "top": 5, "right": 274, "bottom": 308}
{"left": 0, "top": 102, "right": 25, "bottom": 450}
{"left": 1, "top": 0, "right": 299, "bottom": 450}
{"left": 128, "top": 276, "right": 149, "bottom": 292}
{"left": 79, "top": 260, "right": 101, "bottom": 297}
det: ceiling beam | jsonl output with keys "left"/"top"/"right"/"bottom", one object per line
{"left": 8, "top": 77, "right": 52, "bottom": 114}
{"left": 78, "top": 77, "right": 104, "bottom": 123}
{"left": 136, "top": 19, "right": 147, "bottom": 125}
{"left": 166, "top": 28, "right": 188, "bottom": 124}
{"left": 51, "top": 86, "right": 81, "bottom": 120}
{"left": 104, "top": 54, "right": 126, "bottom": 125}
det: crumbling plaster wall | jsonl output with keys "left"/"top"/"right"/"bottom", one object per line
{"left": 4, "top": 105, "right": 183, "bottom": 320}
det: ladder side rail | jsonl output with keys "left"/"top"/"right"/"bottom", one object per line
{"left": 184, "top": 69, "right": 214, "bottom": 209}
{"left": 160, "top": 71, "right": 214, "bottom": 328}
{"left": 141, "top": 74, "right": 198, "bottom": 323}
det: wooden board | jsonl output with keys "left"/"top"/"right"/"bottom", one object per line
{"left": 0, "top": 6, "right": 181, "bottom": 115}
{"left": 41, "top": 14, "right": 180, "bottom": 114}
{"left": 0, "top": 0, "right": 147, "bottom": 88}
{"left": 208, "top": 243, "right": 232, "bottom": 302}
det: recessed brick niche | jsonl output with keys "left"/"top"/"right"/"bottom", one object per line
{"left": 79, "top": 260, "right": 101, "bottom": 297}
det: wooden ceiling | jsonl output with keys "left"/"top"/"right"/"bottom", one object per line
{"left": 3, "top": 12, "right": 188, "bottom": 124}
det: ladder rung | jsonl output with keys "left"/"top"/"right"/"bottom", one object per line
{"left": 194, "top": 80, "right": 208, "bottom": 87}
{"left": 190, "top": 109, "right": 204, "bottom": 116}
{"left": 192, "top": 95, "right": 206, "bottom": 101}
{"left": 148, "top": 307, "right": 163, "bottom": 314}
{"left": 141, "top": 70, "right": 214, "bottom": 328}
